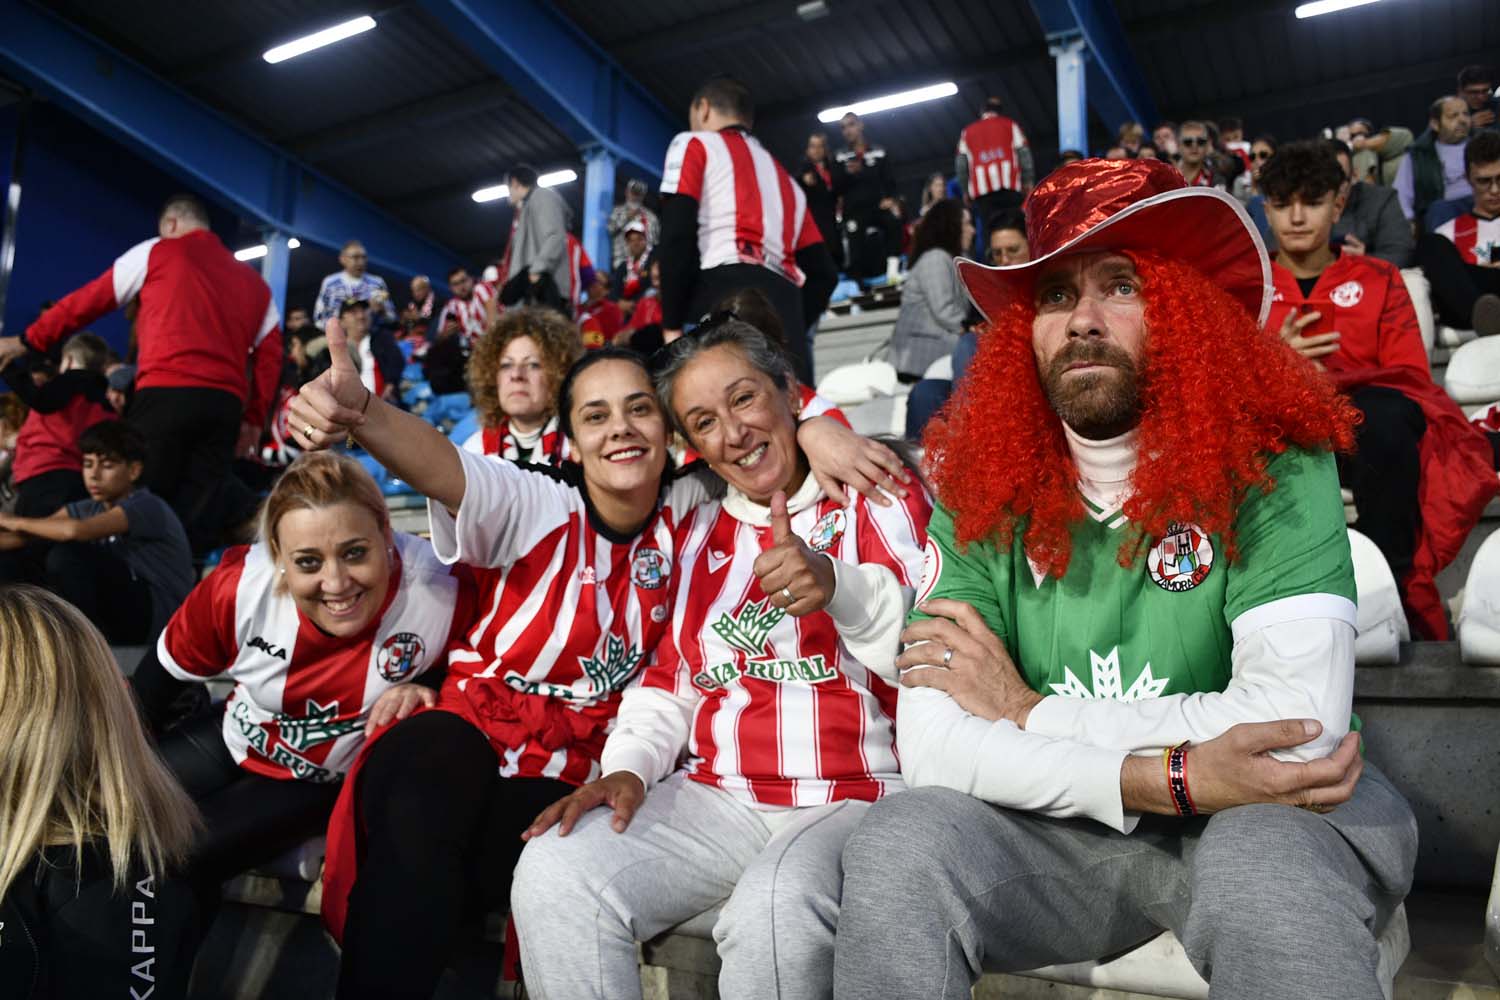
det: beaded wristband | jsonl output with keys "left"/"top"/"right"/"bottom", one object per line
{"left": 1166, "top": 741, "right": 1197, "bottom": 817}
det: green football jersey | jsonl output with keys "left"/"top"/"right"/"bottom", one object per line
{"left": 914, "top": 447, "right": 1356, "bottom": 702}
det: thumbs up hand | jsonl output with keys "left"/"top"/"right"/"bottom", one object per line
{"left": 752, "top": 491, "right": 837, "bottom": 617}
{"left": 286, "top": 316, "right": 373, "bottom": 450}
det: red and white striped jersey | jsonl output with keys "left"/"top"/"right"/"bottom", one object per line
{"left": 660, "top": 127, "right": 823, "bottom": 288}
{"left": 430, "top": 447, "right": 711, "bottom": 786}
{"left": 461, "top": 414, "right": 573, "bottom": 466}
{"left": 157, "top": 533, "right": 472, "bottom": 782}
{"left": 1436, "top": 212, "right": 1500, "bottom": 265}
{"left": 958, "top": 113, "right": 1029, "bottom": 199}
{"left": 435, "top": 283, "right": 494, "bottom": 339}
{"left": 618, "top": 476, "right": 931, "bottom": 808}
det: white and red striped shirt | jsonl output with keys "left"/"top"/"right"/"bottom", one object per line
{"left": 429, "top": 447, "right": 711, "bottom": 786}
{"left": 958, "top": 113, "right": 1029, "bottom": 199}
{"left": 461, "top": 415, "right": 573, "bottom": 466}
{"left": 659, "top": 127, "right": 823, "bottom": 287}
{"left": 157, "top": 534, "right": 472, "bottom": 782}
{"left": 435, "top": 282, "right": 494, "bottom": 339}
{"left": 602, "top": 474, "right": 932, "bottom": 808}
{"left": 1436, "top": 212, "right": 1500, "bottom": 265}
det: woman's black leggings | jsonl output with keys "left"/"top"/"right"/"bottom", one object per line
{"left": 157, "top": 709, "right": 341, "bottom": 886}
{"left": 336, "top": 710, "right": 572, "bottom": 999}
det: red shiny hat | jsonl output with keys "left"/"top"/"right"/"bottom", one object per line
{"left": 957, "top": 158, "right": 1271, "bottom": 326}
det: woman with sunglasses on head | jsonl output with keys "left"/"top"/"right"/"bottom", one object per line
{"left": 288, "top": 315, "right": 906, "bottom": 998}
{"left": 128, "top": 450, "right": 475, "bottom": 893}
{"left": 512, "top": 320, "right": 931, "bottom": 1000}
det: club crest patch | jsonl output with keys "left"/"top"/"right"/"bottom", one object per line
{"left": 1331, "top": 280, "right": 1363, "bottom": 308}
{"left": 808, "top": 508, "right": 847, "bottom": 552}
{"left": 632, "top": 547, "right": 670, "bottom": 590}
{"left": 376, "top": 632, "right": 426, "bottom": 681}
{"left": 1146, "top": 522, "right": 1213, "bottom": 592}
{"left": 915, "top": 539, "right": 942, "bottom": 604}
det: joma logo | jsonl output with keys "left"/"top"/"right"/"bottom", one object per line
{"left": 248, "top": 635, "right": 287, "bottom": 660}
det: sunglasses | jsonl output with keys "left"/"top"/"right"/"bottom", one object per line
{"left": 1253, "top": 150, "right": 1273, "bottom": 161}
{"left": 1179, "top": 136, "right": 1209, "bottom": 147}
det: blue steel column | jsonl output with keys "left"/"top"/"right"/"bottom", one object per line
{"left": 1050, "top": 35, "right": 1089, "bottom": 156}
{"left": 582, "top": 145, "right": 617, "bottom": 275}
{"left": 261, "top": 230, "right": 291, "bottom": 320}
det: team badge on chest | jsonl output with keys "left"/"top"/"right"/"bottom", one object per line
{"left": 1146, "top": 522, "right": 1213, "bottom": 592}
{"left": 632, "top": 547, "right": 671, "bottom": 590}
{"left": 1331, "top": 280, "right": 1363, "bottom": 308}
{"left": 808, "top": 508, "right": 847, "bottom": 552}
{"left": 376, "top": 632, "right": 426, "bottom": 681}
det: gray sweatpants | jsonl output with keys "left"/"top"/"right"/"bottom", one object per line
{"left": 834, "top": 764, "right": 1417, "bottom": 1000}
{"left": 512, "top": 772, "right": 872, "bottom": 1000}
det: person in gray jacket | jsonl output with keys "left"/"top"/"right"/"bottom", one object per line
{"left": 1329, "top": 139, "right": 1415, "bottom": 268}
{"left": 501, "top": 164, "right": 573, "bottom": 312}
{"left": 891, "top": 199, "right": 975, "bottom": 381}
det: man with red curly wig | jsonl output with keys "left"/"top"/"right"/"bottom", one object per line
{"left": 834, "top": 158, "right": 1417, "bottom": 999}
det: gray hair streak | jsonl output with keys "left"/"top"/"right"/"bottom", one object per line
{"left": 652, "top": 319, "right": 795, "bottom": 440}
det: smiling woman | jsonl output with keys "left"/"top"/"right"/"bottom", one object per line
{"left": 126, "top": 451, "right": 474, "bottom": 898}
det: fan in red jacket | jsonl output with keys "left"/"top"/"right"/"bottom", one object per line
{"left": 0, "top": 193, "right": 283, "bottom": 553}
{"left": 1262, "top": 141, "right": 1496, "bottom": 639}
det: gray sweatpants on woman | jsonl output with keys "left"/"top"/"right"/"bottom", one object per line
{"left": 834, "top": 764, "right": 1417, "bottom": 1000}
{"left": 512, "top": 772, "right": 872, "bottom": 1000}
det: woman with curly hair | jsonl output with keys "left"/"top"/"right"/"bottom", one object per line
{"left": 462, "top": 306, "right": 583, "bottom": 464}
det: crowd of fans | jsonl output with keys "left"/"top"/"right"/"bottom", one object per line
{"left": 0, "top": 55, "right": 1496, "bottom": 1000}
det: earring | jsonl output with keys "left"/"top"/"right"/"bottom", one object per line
{"left": 278, "top": 567, "right": 286, "bottom": 575}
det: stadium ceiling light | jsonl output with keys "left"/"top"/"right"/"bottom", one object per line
{"left": 472, "top": 169, "right": 579, "bottom": 203}
{"left": 1294, "top": 0, "right": 1381, "bottom": 18}
{"left": 234, "top": 238, "right": 301, "bottom": 262}
{"left": 817, "top": 82, "right": 958, "bottom": 123}
{"left": 263, "top": 16, "right": 377, "bottom": 64}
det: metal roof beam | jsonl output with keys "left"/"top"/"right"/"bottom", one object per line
{"left": 1029, "top": 0, "right": 1157, "bottom": 132}
{"left": 419, "top": 0, "right": 678, "bottom": 180}
{"left": 284, "top": 79, "right": 515, "bottom": 162}
{"left": 0, "top": 0, "right": 461, "bottom": 285}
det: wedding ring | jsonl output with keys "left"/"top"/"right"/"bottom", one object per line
{"left": 781, "top": 586, "right": 795, "bottom": 605}
{"left": 942, "top": 646, "right": 954, "bottom": 667}
{"left": 303, "top": 423, "right": 317, "bottom": 441}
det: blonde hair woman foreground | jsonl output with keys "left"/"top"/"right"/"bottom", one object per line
{"left": 0, "top": 585, "right": 201, "bottom": 999}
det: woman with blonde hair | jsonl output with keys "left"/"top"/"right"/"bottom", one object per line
{"left": 128, "top": 450, "right": 474, "bottom": 887}
{"left": 0, "top": 584, "right": 201, "bottom": 998}
{"left": 462, "top": 306, "right": 583, "bottom": 464}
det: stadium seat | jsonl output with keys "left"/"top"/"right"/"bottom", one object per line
{"left": 1457, "top": 530, "right": 1500, "bottom": 664}
{"left": 421, "top": 392, "right": 472, "bottom": 429}
{"left": 1445, "top": 336, "right": 1500, "bottom": 404}
{"left": 815, "top": 359, "right": 899, "bottom": 406}
{"left": 922, "top": 354, "right": 953, "bottom": 381}
{"left": 1400, "top": 268, "right": 1437, "bottom": 358}
{"left": 447, "top": 409, "right": 481, "bottom": 444}
{"left": 1349, "top": 527, "right": 1408, "bottom": 664}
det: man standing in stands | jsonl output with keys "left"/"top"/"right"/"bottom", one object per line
{"left": 0, "top": 193, "right": 280, "bottom": 554}
{"left": 657, "top": 76, "right": 836, "bottom": 384}
{"left": 401, "top": 275, "right": 441, "bottom": 343}
{"left": 1459, "top": 65, "right": 1498, "bottom": 134}
{"left": 609, "top": 219, "right": 652, "bottom": 317}
{"left": 835, "top": 156, "right": 1418, "bottom": 999}
{"left": 1175, "top": 121, "right": 1222, "bottom": 189}
{"left": 1263, "top": 140, "right": 1494, "bottom": 639}
{"left": 837, "top": 110, "right": 898, "bottom": 280}
{"left": 957, "top": 96, "right": 1034, "bottom": 228}
{"left": 606, "top": 179, "right": 660, "bottom": 268}
{"left": 315, "top": 240, "right": 396, "bottom": 329}
{"left": 433, "top": 266, "right": 492, "bottom": 342}
{"left": 1416, "top": 130, "right": 1500, "bottom": 337}
{"left": 1395, "top": 96, "right": 1472, "bottom": 228}
{"left": 499, "top": 165, "right": 572, "bottom": 313}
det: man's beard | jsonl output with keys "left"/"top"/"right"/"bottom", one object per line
{"left": 1041, "top": 340, "right": 1143, "bottom": 439}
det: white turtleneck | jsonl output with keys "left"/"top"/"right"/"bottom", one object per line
{"left": 896, "top": 423, "right": 1358, "bottom": 835}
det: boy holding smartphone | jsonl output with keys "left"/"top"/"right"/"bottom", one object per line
{"left": 1262, "top": 140, "right": 1495, "bottom": 639}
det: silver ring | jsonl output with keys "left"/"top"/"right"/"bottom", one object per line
{"left": 781, "top": 586, "right": 795, "bottom": 605}
{"left": 303, "top": 423, "right": 317, "bottom": 441}
{"left": 942, "top": 646, "right": 954, "bottom": 667}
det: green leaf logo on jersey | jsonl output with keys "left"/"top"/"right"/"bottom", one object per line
{"left": 712, "top": 598, "right": 785, "bottom": 657}
{"left": 1049, "top": 647, "right": 1169, "bottom": 701}
{"left": 697, "top": 599, "right": 836, "bottom": 690}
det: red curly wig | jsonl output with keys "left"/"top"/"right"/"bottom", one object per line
{"left": 925, "top": 250, "right": 1357, "bottom": 576}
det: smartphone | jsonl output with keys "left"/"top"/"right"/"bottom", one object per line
{"left": 1298, "top": 298, "right": 1335, "bottom": 337}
